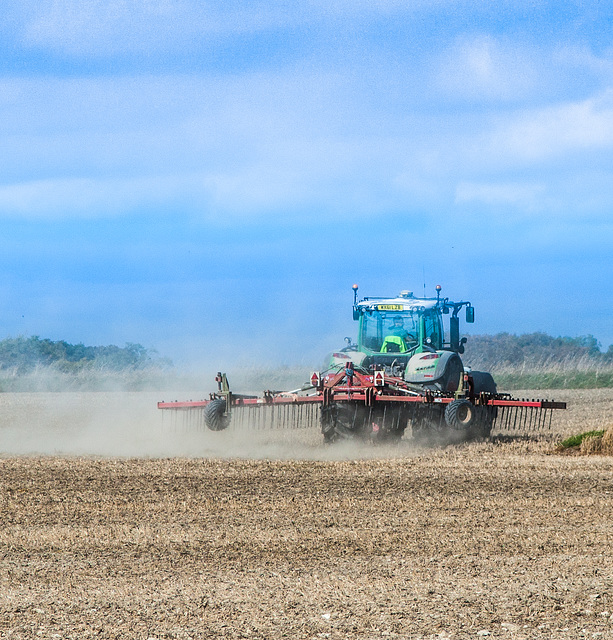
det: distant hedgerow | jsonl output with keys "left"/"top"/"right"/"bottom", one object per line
{"left": 463, "top": 332, "right": 613, "bottom": 388}
{"left": 0, "top": 335, "right": 171, "bottom": 374}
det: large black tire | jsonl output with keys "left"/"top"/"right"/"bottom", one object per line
{"left": 470, "top": 371, "right": 497, "bottom": 394}
{"left": 466, "top": 371, "right": 497, "bottom": 440}
{"left": 203, "top": 398, "right": 230, "bottom": 431}
{"left": 444, "top": 399, "right": 475, "bottom": 431}
{"left": 322, "top": 404, "right": 408, "bottom": 443}
{"left": 321, "top": 404, "right": 365, "bottom": 442}
{"left": 444, "top": 399, "right": 495, "bottom": 442}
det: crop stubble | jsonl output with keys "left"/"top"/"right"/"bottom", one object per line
{"left": 1, "top": 389, "right": 613, "bottom": 639}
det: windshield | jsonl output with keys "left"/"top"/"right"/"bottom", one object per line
{"left": 360, "top": 310, "right": 419, "bottom": 353}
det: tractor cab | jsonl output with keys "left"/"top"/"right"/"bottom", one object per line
{"left": 358, "top": 301, "right": 442, "bottom": 354}
{"left": 351, "top": 292, "right": 443, "bottom": 374}
{"left": 328, "top": 285, "right": 474, "bottom": 384}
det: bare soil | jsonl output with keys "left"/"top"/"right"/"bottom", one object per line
{"left": 1, "top": 390, "right": 613, "bottom": 639}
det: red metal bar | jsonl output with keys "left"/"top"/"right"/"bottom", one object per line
{"left": 158, "top": 401, "right": 209, "bottom": 409}
{"left": 488, "top": 399, "right": 566, "bottom": 409}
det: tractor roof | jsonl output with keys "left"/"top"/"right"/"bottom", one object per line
{"left": 356, "top": 293, "right": 443, "bottom": 312}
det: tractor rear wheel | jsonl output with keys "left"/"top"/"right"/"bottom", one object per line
{"left": 203, "top": 398, "right": 230, "bottom": 431}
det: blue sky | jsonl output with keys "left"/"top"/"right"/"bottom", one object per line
{"left": 1, "top": 1, "right": 612, "bottom": 367}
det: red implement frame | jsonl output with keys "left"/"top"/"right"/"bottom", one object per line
{"left": 158, "top": 366, "right": 566, "bottom": 412}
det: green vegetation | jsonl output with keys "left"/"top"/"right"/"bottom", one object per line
{"left": 558, "top": 430, "right": 606, "bottom": 450}
{"left": 492, "top": 371, "right": 613, "bottom": 390}
{"left": 0, "top": 336, "right": 165, "bottom": 373}
{"left": 0, "top": 336, "right": 175, "bottom": 391}
{"left": 2, "top": 330, "right": 613, "bottom": 391}
{"left": 464, "top": 332, "right": 613, "bottom": 389}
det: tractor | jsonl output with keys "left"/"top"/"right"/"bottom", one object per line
{"left": 159, "top": 285, "right": 565, "bottom": 443}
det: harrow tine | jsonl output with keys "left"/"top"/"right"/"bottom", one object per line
{"left": 527, "top": 409, "right": 534, "bottom": 431}
{"left": 538, "top": 409, "right": 547, "bottom": 431}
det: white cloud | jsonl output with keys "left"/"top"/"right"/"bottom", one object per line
{"left": 434, "top": 35, "right": 539, "bottom": 102}
{"left": 488, "top": 90, "right": 613, "bottom": 162}
{"left": 1, "top": 47, "right": 613, "bottom": 223}
{"left": 0, "top": 71, "right": 420, "bottom": 219}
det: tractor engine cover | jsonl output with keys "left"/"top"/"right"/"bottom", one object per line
{"left": 404, "top": 351, "right": 463, "bottom": 392}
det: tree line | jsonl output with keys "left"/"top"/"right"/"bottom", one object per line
{"left": 1, "top": 331, "right": 611, "bottom": 378}
{"left": 463, "top": 332, "right": 612, "bottom": 371}
{"left": 0, "top": 336, "right": 169, "bottom": 374}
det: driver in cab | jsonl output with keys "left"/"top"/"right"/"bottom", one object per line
{"left": 381, "top": 316, "right": 414, "bottom": 353}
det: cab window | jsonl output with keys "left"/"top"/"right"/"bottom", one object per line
{"left": 424, "top": 312, "right": 442, "bottom": 349}
{"left": 361, "top": 310, "right": 419, "bottom": 352}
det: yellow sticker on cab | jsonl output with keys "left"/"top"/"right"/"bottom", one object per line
{"left": 377, "top": 304, "right": 404, "bottom": 310}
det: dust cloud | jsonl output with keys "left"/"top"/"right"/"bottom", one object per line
{"left": 0, "top": 391, "right": 420, "bottom": 460}
{"left": 0, "top": 388, "right": 609, "bottom": 459}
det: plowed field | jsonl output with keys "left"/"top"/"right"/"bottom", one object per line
{"left": 1, "top": 390, "right": 613, "bottom": 639}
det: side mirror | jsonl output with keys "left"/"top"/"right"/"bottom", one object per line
{"left": 353, "top": 307, "right": 359, "bottom": 321}
{"left": 459, "top": 336, "right": 467, "bottom": 354}
{"left": 466, "top": 306, "right": 474, "bottom": 323}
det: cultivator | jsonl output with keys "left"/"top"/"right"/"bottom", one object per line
{"left": 158, "top": 366, "right": 566, "bottom": 442}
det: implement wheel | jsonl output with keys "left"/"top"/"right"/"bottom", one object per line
{"left": 444, "top": 399, "right": 475, "bottom": 431}
{"left": 203, "top": 398, "right": 230, "bottom": 431}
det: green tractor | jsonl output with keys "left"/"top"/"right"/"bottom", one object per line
{"left": 159, "top": 284, "right": 566, "bottom": 444}
{"left": 328, "top": 284, "right": 496, "bottom": 402}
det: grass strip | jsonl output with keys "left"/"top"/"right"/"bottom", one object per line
{"left": 557, "top": 430, "right": 605, "bottom": 450}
